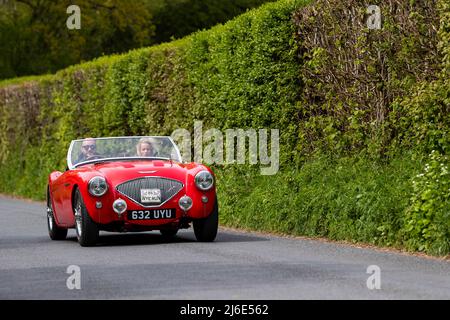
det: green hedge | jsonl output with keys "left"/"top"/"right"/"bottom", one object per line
{"left": 0, "top": 0, "right": 449, "bottom": 255}
{"left": 217, "top": 153, "right": 425, "bottom": 248}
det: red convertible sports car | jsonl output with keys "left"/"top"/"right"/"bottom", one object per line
{"left": 47, "top": 136, "right": 218, "bottom": 246}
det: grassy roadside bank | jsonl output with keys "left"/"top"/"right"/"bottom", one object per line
{"left": 216, "top": 152, "right": 448, "bottom": 256}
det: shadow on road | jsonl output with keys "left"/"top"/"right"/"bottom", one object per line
{"left": 66, "top": 232, "right": 193, "bottom": 247}
{"left": 62, "top": 229, "right": 269, "bottom": 247}
{"left": 216, "top": 232, "right": 269, "bottom": 243}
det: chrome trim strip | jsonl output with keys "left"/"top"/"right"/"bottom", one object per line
{"left": 115, "top": 176, "right": 185, "bottom": 208}
{"left": 67, "top": 140, "right": 75, "bottom": 170}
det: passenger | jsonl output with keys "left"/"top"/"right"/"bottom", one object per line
{"left": 136, "top": 138, "right": 157, "bottom": 157}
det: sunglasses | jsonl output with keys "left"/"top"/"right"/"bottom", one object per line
{"left": 82, "top": 145, "right": 96, "bottom": 150}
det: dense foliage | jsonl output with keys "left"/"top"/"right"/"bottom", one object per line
{"left": 402, "top": 151, "right": 450, "bottom": 255}
{"left": 0, "top": 0, "right": 273, "bottom": 79}
{"left": 293, "top": 0, "right": 442, "bottom": 158}
{"left": 153, "top": 0, "right": 277, "bottom": 43}
{"left": 0, "top": 0, "right": 448, "bottom": 255}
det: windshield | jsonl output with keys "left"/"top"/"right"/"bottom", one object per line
{"left": 67, "top": 136, "right": 182, "bottom": 169}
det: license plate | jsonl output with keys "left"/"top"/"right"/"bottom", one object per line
{"left": 140, "top": 189, "right": 161, "bottom": 204}
{"left": 127, "top": 209, "right": 176, "bottom": 220}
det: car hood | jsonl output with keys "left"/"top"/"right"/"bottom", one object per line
{"left": 82, "top": 160, "right": 199, "bottom": 187}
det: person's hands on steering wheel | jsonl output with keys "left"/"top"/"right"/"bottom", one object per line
{"left": 86, "top": 155, "right": 102, "bottom": 161}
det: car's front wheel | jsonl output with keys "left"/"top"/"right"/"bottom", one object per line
{"left": 73, "top": 188, "right": 99, "bottom": 247}
{"left": 193, "top": 199, "right": 218, "bottom": 242}
{"left": 47, "top": 189, "right": 68, "bottom": 240}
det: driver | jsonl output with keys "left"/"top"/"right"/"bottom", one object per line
{"left": 76, "top": 138, "right": 99, "bottom": 163}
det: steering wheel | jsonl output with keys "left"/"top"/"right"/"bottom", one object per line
{"left": 86, "top": 155, "right": 102, "bottom": 161}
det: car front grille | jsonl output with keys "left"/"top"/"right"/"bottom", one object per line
{"left": 116, "top": 177, "right": 184, "bottom": 207}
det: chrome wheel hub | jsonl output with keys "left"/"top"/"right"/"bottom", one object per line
{"left": 74, "top": 201, "right": 82, "bottom": 237}
{"left": 47, "top": 207, "right": 53, "bottom": 230}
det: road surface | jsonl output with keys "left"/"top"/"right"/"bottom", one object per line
{"left": 0, "top": 195, "right": 449, "bottom": 299}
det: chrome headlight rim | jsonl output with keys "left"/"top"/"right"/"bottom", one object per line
{"left": 194, "top": 170, "right": 214, "bottom": 191}
{"left": 88, "top": 176, "right": 108, "bottom": 197}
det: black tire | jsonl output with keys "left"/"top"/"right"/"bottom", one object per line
{"left": 160, "top": 228, "right": 178, "bottom": 240}
{"left": 73, "top": 188, "right": 99, "bottom": 247}
{"left": 47, "top": 189, "right": 68, "bottom": 240}
{"left": 193, "top": 199, "right": 218, "bottom": 242}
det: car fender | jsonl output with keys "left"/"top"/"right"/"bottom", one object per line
{"left": 184, "top": 164, "right": 217, "bottom": 219}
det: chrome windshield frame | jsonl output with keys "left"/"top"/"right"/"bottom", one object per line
{"left": 66, "top": 136, "right": 183, "bottom": 170}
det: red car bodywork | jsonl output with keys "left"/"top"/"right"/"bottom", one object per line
{"left": 48, "top": 160, "right": 216, "bottom": 232}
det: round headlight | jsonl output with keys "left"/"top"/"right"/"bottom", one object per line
{"left": 179, "top": 195, "right": 193, "bottom": 211}
{"left": 88, "top": 176, "right": 108, "bottom": 197}
{"left": 195, "top": 170, "right": 214, "bottom": 191}
{"left": 113, "top": 199, "right": 127, "bottom": 215}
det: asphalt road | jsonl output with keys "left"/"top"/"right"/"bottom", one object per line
{"left": 0, "top": 195, "right": 449, "bottom": 300}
